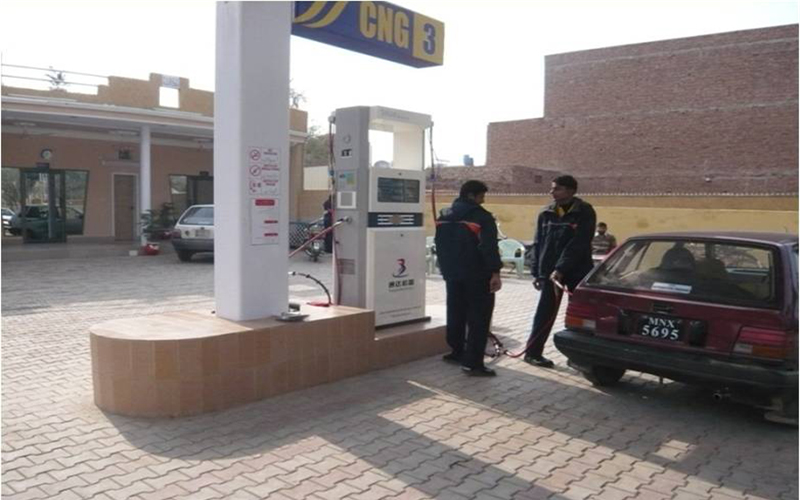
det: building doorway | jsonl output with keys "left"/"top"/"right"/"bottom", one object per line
{"left": 188, "top": 175, "right": 213, "bottom": 206}
{"left": 113, "top": 174, "right": 137, "bottom": 241}
{"left": 20, "top": 168, "right": 67, "bottom": 243}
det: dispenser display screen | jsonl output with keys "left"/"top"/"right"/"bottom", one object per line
{"left": 377, "top": 178, "right": 420, "bottom": 203}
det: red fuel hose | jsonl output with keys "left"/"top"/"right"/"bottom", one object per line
{"left": 488, "top": 278, "right": 571, "bottom": 359}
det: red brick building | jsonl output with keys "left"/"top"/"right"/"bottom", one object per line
{"left": 484, "top": 24, "right": 798, "bottom": 194}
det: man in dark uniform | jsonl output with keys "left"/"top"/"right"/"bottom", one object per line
{"left": 435, "top": 180, "right": 503, "bottom": 376}
{"left": 525, "top": 175, "right": 596, "bottom": 368}
{"left": 322, "top": 197, "right": 333, "bottom": 254}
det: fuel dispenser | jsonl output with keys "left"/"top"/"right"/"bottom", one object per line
{"left": 331, "top": 106, "right": 431, "bottom": 327}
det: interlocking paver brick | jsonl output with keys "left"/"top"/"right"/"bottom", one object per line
{"left": 635, "top": 486, "right": 676, "bottom": 499}
{"left": 4, "top": 486, "right": 51, "bottom": 500}
{"left": 173, "top": 472, "right": 227, "bottom": 493}
{"left": 411, "top": 475, "right": 458, "bottom": 496}
{"left": 569, "top": 471, "right": 613, "bottom": 493}
{"left": 39, "top": 476, "right": 90, "bottom": 497}
{"left": 562, "top": 484, "right": 602, "bottom": 500}
{"left": 316, "top": 481, "right": 362, "bottom": 500}
{"left": 5, "top": 472, "right": 57, "bottom": 494}
{"left": 106, "top": 480, "right": 157, "bottom": 500}
{"left": 386, "top": 488, "right": 431, "bottom": 500}
{"left": 598, "top": 485, "right": 635, "bottom": 500}
{"left": 280, "top": 465, "right": 323, "bottom": 486}
{"left": 539, "top": 469, "right": 582, "bottom": 492}
{"left": 349, "top": 484, "right": 399, "bottom": 500}
{"left": 520, "top": 459, "right": 561, "bottom": 478}
{"left": 480, "top": 477, "right": 531, "bottom": 499}
{"left": 278, "top": 479, "right": 329, "bottom": 499}
{"left": 138, "top": 484, "right": 194, "bottom": 500}
{"left": 109, "top": 465, "right": 162, "bottom": 486}
{"left": 709, "top": 493, "right": 747, "bottom": 500}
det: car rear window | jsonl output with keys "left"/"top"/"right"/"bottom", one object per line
{"left": 179, "top": 207, "right": 214, "bottom": 226}
{"left": 587, "top": 239, "right": 778, "bottom": 308}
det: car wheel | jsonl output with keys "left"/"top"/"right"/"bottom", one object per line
{"left": 177, "top": 250, "right": 194, "bottom": 262}
{"left": 764, "top": 396, "right": 798, "bottom": 426}
{"left": 583, "top": 366, "right": 626, "bottom": 387}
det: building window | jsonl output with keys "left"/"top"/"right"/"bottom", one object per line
{"left": 65, "top": 170, "right": 89, "bottom": 235}
{"left": 169, "top": 175, "right": 188, "bottom": 216}
{"left": 2, "top": 167, "right": 22, "bottom": 215}
{"left": 2, "top": 167, "right": 87, "bottom": 235}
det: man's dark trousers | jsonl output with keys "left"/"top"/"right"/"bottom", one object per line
{"left": 525, "top": 280, "right": 564, "bottom": 358}
{"left": 445, "top": 278, "right": 494, "bottom": 368}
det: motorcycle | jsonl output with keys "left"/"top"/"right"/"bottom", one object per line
{"left": 304, "top": 217, "right": 325, "bottom": 262}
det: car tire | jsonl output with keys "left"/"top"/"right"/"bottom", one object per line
{"left": 583, "top": 366, "right": 626, "bottom": 387}
{"left": 177, "top": 250, "right": 194, "bottom": 262}
{"left": 764, "top": 396, "right": 798, "bottom": 426}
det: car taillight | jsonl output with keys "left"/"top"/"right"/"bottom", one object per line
{"left": 171, "top": 228, "right": 182, "bottom": 239}
{"left": 565, "top": 299, "right": 597, "bottom": 333}
{"left": 734, "top": 327, "right": 790, "bottom": 359}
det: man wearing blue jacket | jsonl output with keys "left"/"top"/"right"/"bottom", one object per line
{"left": 435, "top": 180, "right": 503, "bottom": 376}
{"left": 525, "top": 175, "right": 596, "bottom": 368}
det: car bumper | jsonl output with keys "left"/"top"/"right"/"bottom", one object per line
{"left": 171, "top": 238, "right": 214, "bottom": 252}
{"left": 554, "top": 329, "right": 798, "bottom": 392}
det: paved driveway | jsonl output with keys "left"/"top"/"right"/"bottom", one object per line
{"left": 2, "top": 253, "right": 797, "bottom": 499}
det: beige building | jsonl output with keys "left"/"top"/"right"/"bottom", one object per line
{"left": 1, "top": 67, "right": 309, "bottom": 243}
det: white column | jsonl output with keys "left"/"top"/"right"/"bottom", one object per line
{"left": 214, "top": 2, "right": 291, "bottom": 321}
{"left": 139, "top": 125, "right": 151, "bottom": 245}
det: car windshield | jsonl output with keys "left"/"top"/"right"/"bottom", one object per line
{"left": 24, "top": 206, "right": 60, "bottom": 219}
{"left": 587, "top": 239, "right": 778, "bottom": 308}
{"left": 179, "top": 206, "right": 214, "bottom": 226}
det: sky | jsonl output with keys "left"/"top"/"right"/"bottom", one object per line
{"left": 1, "top": 0, "right": 797, "bottom": 166}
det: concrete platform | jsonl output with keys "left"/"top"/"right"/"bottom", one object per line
{"left": 90, "top": 304, "right": 447, "bottom": 417}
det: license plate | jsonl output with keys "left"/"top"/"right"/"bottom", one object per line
{"left": 195, "top": 228, "right": 209, "bottom": 238}
{"left": 638, "top": 315, "right": 683, "bottom": 342}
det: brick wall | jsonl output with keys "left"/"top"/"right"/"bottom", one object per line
{"left": 428, "top": 165, "right": 560, "bottom": 193}
{"left": 482, "top": 25, "right": 799, "bottom": 194}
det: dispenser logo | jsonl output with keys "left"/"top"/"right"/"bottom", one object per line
{"left": 392, "top": 258, "right": 408, "bottom": 278}
{"left": 388, "top": 258, "right": 414, "bottom": 290}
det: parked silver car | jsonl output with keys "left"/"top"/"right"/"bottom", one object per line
{"left": 171, "top": 205, "right": 214, "bottom": 262}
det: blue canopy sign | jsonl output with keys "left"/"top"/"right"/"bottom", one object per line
{"left": 292, "top": 1, "right": 444, "bottom": 68}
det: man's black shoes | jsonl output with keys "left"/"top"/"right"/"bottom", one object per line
{"left": 461, "top": 366, "right": 496, "bottom": 377}
{"left": 523, "top": 355, "right": 555, "bottom": 368}
{"left": 442, "top": 353, "right": 461, "bottom": 365}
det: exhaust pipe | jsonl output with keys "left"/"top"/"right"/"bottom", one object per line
{"left": 712, "top": 390, "right": 730, "bottom": 401}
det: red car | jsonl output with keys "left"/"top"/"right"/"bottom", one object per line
{"left": 554, "top": 232, "right": 798, "bottom": 424}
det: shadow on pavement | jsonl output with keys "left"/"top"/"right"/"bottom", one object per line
{"left": 105, "top": 355, "right": 797, "bottom": 499}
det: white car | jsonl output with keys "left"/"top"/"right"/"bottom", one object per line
{"left": 2, "top": 208, "right": 18, "bottom": 234}
{"left": 171, "top": 205, "right": 214, "bottom": 262}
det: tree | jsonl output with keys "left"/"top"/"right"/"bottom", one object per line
{"left": 289, "top": 79, "right": 306, "bottom": 109}
{"left": 2, "top": 168, "right": 21, "bottom": 211}
{"left": 46, "top": 67, "right": 67, "bottom": 90}
{"left": 304, "top": 125, "right": 330, "bottom": 166}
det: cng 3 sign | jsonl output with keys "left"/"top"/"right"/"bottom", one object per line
{"left": 292, "top": 1, "right": 444, "bottom": 68}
